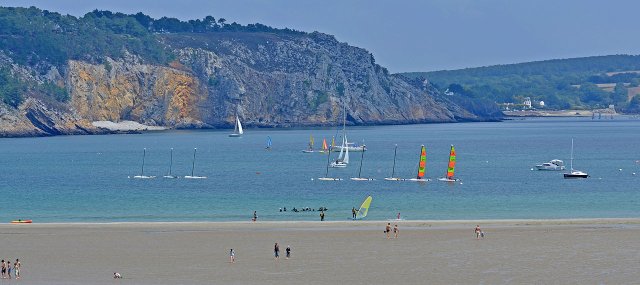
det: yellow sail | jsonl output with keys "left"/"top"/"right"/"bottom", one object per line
{"left": 417, "top": 145, "right": 426, "bottom": 179}
{"left": 355, "top": 195, "right": 372, "bottom": 220}
{"left": 446, "top": 145, "right": 456, "bottom": 179}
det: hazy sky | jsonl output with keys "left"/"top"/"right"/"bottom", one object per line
{"left": 1, "top": 0, "right": 639, "bottom": 72}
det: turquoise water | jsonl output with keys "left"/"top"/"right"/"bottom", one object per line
{"left": 1, "top": 117, "right": 639, "bottom": 222}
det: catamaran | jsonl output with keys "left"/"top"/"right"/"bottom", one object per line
{"left": 184, "top": 148, "right": 207, "bottom": 179}
{"left": 132, "top": 148, "right": 155, "bottom": 179}
{"left": 438, "top": 145, "right": 460, "bottom": 182}
{"left": 563, "top": 139, "right": 589, "bottom": 179}
{"left": 318, "top": 143, "right": 342, "bottom": 181}
{"left": 228, "top": 114, "right": 243, "bottom": 137}
{"left": 384, "top": 144, "right": 403, "bottom": 181}
{"left": 351, "top": 145, "right": 374, "bottom": 181}
{"left": 330, "top": 135, "right": 349, "bottom": 168}
{"left": 318, "top": 138, "right": 329, "bottom": 153}
{"left": 302, "top": 135, "right": 314, "bottom": 153}
{"left": 353, "top": 195, "right": 373, "bottom": 220}
{"left": 163, "top": 148, "right": 178, "bottom": 179}
{"left": 265, "top": 136, "right": 272, "bottom": 150}
{"left": 407, "top": 145, "right": 430, "bottom": 182}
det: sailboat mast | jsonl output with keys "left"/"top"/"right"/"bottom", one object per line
{"left": 141, "top": 148, "right": 146, "bottom": 176}
{"left": 169, "top": 148, "right": 174, "bottom": 175}
{"left": 570, "top": 139, "right": 574, "bottom": 171}
{"left": 325, "top": 140, "right": 333, "bottom": 177}
{"left": 391, "top": 144, "right": 398, "bottom": 178}
{"left": 357, "top": 145, "right": 365, "bottom": 178}
{"left": 191, "top": 148, "right": 197, "bottom": 176}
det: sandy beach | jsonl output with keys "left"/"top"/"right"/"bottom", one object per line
{"left": 1, "top": 219, "right": 639, "bottom": 284}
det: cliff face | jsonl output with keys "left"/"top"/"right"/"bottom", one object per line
{"left": 0, "top": 25, "right": 493, "bottom": 137}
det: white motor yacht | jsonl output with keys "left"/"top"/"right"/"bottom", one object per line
{"left": 535, "top": 159, "right": 565, "bottom": 171}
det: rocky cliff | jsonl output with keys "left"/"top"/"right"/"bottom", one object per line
{"left": 0, "top": 8, "right": 499, "bottom": 137}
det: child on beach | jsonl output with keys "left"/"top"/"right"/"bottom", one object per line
{"left": 385, "top": 223, "right": 391, "bottom": 239}
{"left": 14, "top": 259, "right": 19, "bottom": 279}
{"left": 1, "top": 259, "right": 5, "bottom": 279}
{"left": 475, "top": 225, "right": 483, "bottom": 240}
{"left": 393, "top": 224, "right": 399, "bottom": 239}
{"left": 286, "top": 245, "right": 291, "bottom": 259}
{"left": 229, "top": 249, "right": 235, "bottom": 263}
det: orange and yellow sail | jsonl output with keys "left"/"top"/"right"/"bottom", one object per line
{"left": 417, "top": 145, "right": 426, "bottom": 179}
{"left": 322, "top": 138, "right": 328, "bottom": 152}
{"left": 446, "top": 145, "right": 456, "bottom": 179}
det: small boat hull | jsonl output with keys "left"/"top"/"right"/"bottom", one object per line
{"left": 384, "top": 177, "right": 404, "bottom": 181}
{"left": 302, "top": 150, "right": 315, "bottom": 153}
{"left": 438, "top": 177, "right": 460, "bottom": 182}
{"left": 184, "top": 176, "right": 207, "bottom": 179}
{"left": 163, "top": 175, "right": 179, "bottom": 179}
{"left": 318, "top": 177, "right": 342, "bottom": 181}
{"left": 407, "top": 178, "right": 430, "bottom": 182}
{"left": 350, "top": 177, "right": 375, "bottom": 181}
{"left": 330, "top": 162, "right": 347, "bottom": 168}
{"left": 132, "top": 175, "right": 156, "bottom": 179}
{"left": 11, "top": 220, "right": 32, "bottom": 224}
{"left": 563, "top": 173, "right": 589, "bottom": 179}
{"left": 228, "top": 133, "right": 242, "bottom": 137}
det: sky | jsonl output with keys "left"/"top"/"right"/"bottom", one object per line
{"left": 1, "top": 0, "right": 639, "bottom": 72}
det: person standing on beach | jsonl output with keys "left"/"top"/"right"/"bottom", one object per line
{"left": 320, "top": 210, "right": 325, "bottom": 221}
{"left": 274, "top": 243, "right": 280, "bottom": 260}
{"left": 253, "top": 211, "right": 257, "bottom": 222}
{"left": 14, "top": 259, "right": 19, "bottom": 279}
{"left": 6, "top": 261, "right": 11, "bottom": 279}
{"left": 475, "top": 225, "right": 482, "bottom": 240}
{"left": 229, "top": 249, "right": 235, "bottom": 263}
{"left": 393, "top": 224, "right": 399, "bottom": 239}
{"left": 385, "top": 223, "right": 391, "bottom": 239}
{"left": 286, "top": 245, "right": 291, "bottom": 259}
{"left": 1, "top": 259, "right": 5, "bottom": 279}
{"left": 352, "top": 207, "right": 356, "bottom": 219}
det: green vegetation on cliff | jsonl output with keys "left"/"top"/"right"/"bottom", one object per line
{"left": 400, "top": 55, "right": 640, "bottom": 112}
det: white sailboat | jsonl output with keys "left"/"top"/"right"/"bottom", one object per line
{"left": 330, "top": 135, "right": 349, "bottom": 168}
{"left": 163, "top": 148, "right": 179, "bottom": 179}
{"left": 563, "top": 139, "right": 589, "bottom": 179}
{"left": 132, "top": 148, "right": 155, "bottom": 179}
{"left": 184, "top": 148, "right": 207, "bottom": 179}
{"left": 384, "top": 144, "right": 403, "bottom": 181}
{"left": 351, "top": 144, "right": 374, "bottom": 181}
{"left": 332, "top": 103, "right": 367, "bottom": 152}
{"left": 318, "top": 139, "right": 342, "bottom": 181}
{"left": 228, "top": 114, "right": 243, "bottom": 137}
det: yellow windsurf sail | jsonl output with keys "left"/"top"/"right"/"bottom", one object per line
{"left": 355, "top": 195, "right": 372, "bottom": 220}
{"left": 446, "top": 145, "right": 456, "bottom": 179}
{"left": 417, "top": 145, "right": 426, "bottom": 179}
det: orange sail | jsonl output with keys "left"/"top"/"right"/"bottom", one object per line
{"left": 446, "top": 145, "right": 456, "bottom": 179}
{"left": 417, "top": 145, "right": 426, "bottom": 179}
{"left": 322, "top": 138, "right": 328, "bottom": 152}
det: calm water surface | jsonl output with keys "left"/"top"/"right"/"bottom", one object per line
{"left": 1, "top": 117, "right": 639, "bottom": 222}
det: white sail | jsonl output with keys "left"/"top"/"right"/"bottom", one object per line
{"left": 237, "top": 117, "right": 243, "bottom": 135}
{"left": 336, "top": 136, "right": 345, "bottom": 161}
{"left": 343, "top": 135, "right": 349, "bottom": 164}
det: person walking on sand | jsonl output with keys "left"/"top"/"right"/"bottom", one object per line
{"left": 475, "top": 225, "right": 482, "bottom": 240}
{"left": 6, "top": 261, "right": 11, "bottom": 279}
{"left": 393, "top": 224, "right": 399, "bottom": 239}
{"left": 14, "top": 259, "right": 19, "bottom": 279}
{"left": 1, "top": 259, "right": 5, "bottom": 279}
{"left": 320, "top": 210, "right": 325, "bottom": 221}
{"left": 274, "top": 243, "right": 280, "bottom": 260}
{"left": 252, "top": 211, "right": 257, "bottom": 222}
{"left": 385, "top": 223, "right": 391, "bottom": 239}
{"left": 286, "top": 245, "right": 291, "bottom": 259}
{"left": 229, "top": 249, "right": 235, "bottom": 263}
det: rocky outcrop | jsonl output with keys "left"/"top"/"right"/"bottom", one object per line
{"left": 0, "top": 30, "right": 497, "bottom": 137}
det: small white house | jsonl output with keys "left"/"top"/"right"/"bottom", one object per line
{"left": 539, "top": 100, "right": 545, "bottom": 107}
{"left": 523, "top": 97, "right": 532, "bottom": 108}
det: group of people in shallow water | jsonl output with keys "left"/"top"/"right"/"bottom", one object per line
{"left": 279, "top": 207, "right": 327, "bottom": 213}
{"left": 1, "top": 259, "right": 21, "bottom": 279}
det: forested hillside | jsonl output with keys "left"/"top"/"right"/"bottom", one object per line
{"left": 400, "top": 55, "right": 640, "bottom": 112}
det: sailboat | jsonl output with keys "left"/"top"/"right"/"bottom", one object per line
{"left": 332, "top": 103, "right": 367, "bottom": 152}
{"left": 563, "top": 139, "right": 589, "bottom": 179}
{"left": 384, "top": 144, "right": 403, "bottom": 181}
{"left": 184, "top": 148, "right": 207, "bottom": 179}
{"left": 330, "top": 135, "right": 349, "bottom": 168}
{"left": 228, "top": 114, "right": 243, "bottom": 137}
{"left": 265, "top": 136, "right": 272, "bottom": 150}
{"left": 351, "top": 145, "right": 374, "bottom": 181}
{"left": 318, "top": 138, "right": 329, "bottom": 153}
{"left": 438, "top": 145, "right": 460, "bottom": 182}
{"left": 407, "top": 145, "right": 430, "bottom": 182}
{"left": 132, "top": 148, "right": 155, "bottom": 179}
{"left": 353, "top": 195, "right": 373, "bottom": 220}
{"left": 163, "top": 148, "right": 178, "bottom": 179}
{"left": 302, "top": 135, "right": 315, "bottom": 153}
{"left": 318, "top": 141, "right": 342, "bottom": 181}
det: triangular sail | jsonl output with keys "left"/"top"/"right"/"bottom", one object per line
{"left": 446, "top": 145, "right": 456, "bottom": 179}
{"left": 417, "top": 145, "right": 426, "bottom": 179}
{"left": 343, "top": 136, "right": 350, "bottom": 164}
{"left": 355, "top": 196, "right": 373, "bottom": 220}
{"left": 267, "top": 136, "right": 272, "bottom": 148}
{"left": 322, "top": 138, "right": 328, "bottom": 152}
{"left": 237, "top": 117, "right": 243, "bottom": 134}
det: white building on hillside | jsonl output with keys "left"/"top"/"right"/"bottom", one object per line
{"left": 523, "top": 97, "right": 532, "bottom": 109}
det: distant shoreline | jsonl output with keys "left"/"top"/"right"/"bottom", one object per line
{"left": 503, "top": 109, "right": 617, "bottom": 117}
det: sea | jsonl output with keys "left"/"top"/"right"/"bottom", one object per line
{"left": 1, "top": 117, "right": 639, "bottom": 223}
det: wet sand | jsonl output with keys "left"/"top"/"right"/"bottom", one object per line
{"left": 1, "top": 219, "right": 639, "bottom": 284}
